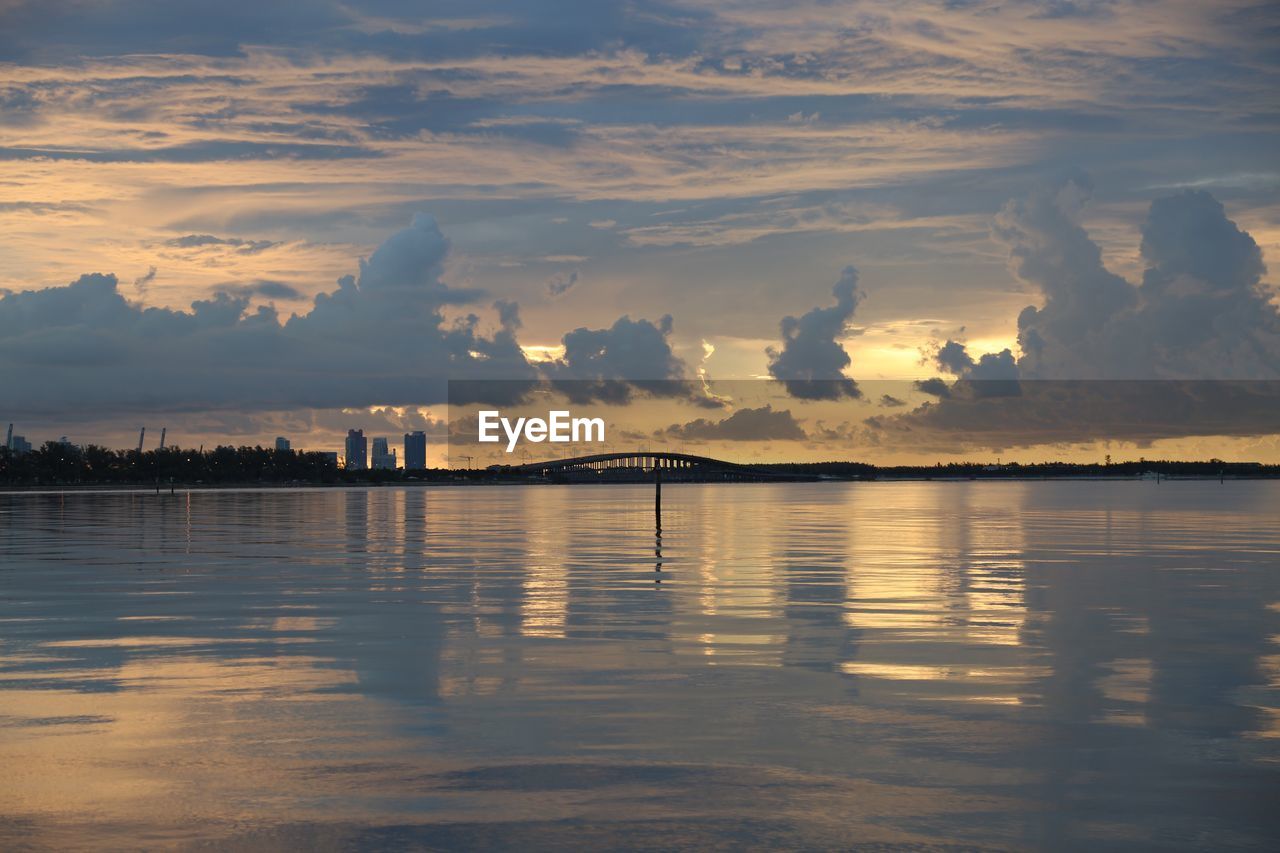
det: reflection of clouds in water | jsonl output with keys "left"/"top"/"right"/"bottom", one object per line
{"left": 841, "top": 483, "right": 1031, "bottom": 706}
{"left": 0, "top": 483, "right": 1277, "bottom": 848}
{"left": 0, "top": 652, "right": 397, "bottom": 845}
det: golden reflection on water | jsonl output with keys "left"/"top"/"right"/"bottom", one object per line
{"left": 1, "top": 481, "right": 1278, "bottom": 848}
{"left": 519, "top": 488, "right": 569, "bottom": 640}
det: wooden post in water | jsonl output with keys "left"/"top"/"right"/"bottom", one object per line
{"left": 654, "top": 461, "right": 663, "bottom": 583}
{"left": 654, "top": 462, "right": 662, "bottom": 534}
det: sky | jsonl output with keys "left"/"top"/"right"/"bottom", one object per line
{"left": 1, "top": 0, "right": 1278, "bottom": 465}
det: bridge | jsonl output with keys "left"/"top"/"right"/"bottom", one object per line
{"left": 502, "top": 451, "right": 820, "bottom": 483}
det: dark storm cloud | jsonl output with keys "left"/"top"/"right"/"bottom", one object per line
{"left": 766, "top": 266, "right": 863, "bottom": 400}
{"left": 0, "top": 214, "right": 535, "bottom": 414}
{"left": 662, "top": 405, "right": 807, "bottom": 443}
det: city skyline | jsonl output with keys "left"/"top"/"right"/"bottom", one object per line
{"left": 6, "top": 423, "right": 434, "bottom": 466}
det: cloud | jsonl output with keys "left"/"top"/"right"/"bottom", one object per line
{"left": 4, "top": 1, "right": 1275, "bottom": 355}
{"left": 0, "top": 214, "right": 535, "bottom": 415}
{"left": 934, "top": 339, "right": 975, "bottom": 376}
{"left": 999, "top": 181, "right": 1280, "bottom": 379}
{"left": 493, "top": 298, "right": 522, "bottom": 331}
{"left": 133, "top": 265, "right": 157, "bottom": 295}
{"left": 166, "top": 235, "right": 280, "bottom": 254}
{"left": 0, "top": 141, "right": 381, "bottom": 163}
{"left": 355, "top": 213, "right": 455, "bottom": 295}
{"left": 662, "top": 405, "right": 807, "bottom": 442}
{"left": 914, "top": 377, "right": 952, "bottom": 398}
{"left": 878, "top": 394, "right": 907, "bottom": 408}
{"left": 215, "top": 279, "right": 304, "bottom": 300}
{"left": 766, "top": 266, "right": 863, "bottom": 400}
{"left": 875, "top": 183, "right": 1280, "bottom": 447}
{"left": 875, "top": 380, "right": 1280, "bottom": 451}
{"left": 929, "top": 339, "right": 1020, "bottom": 396}
{"left": 3, "top": 2, "right": 1278, "bottom": 456}
{"left": 543, "top": 313, "right": 697, "bottom": 404}
{"left": 546, "top": 270, "right": 578, "bottom": 297}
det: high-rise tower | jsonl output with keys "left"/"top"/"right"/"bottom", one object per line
{"left": 404, "top": 431, "right": 427, "bottom": 470}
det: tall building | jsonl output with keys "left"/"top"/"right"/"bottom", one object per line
{"left": 275, "top": 436, "right": 291, "bottom": 452}
{"left": 344, "top": 429, "right": 367, "bottom": 470}
{"left": 404, "top": 431, "right": 427, "bottom": 470}
{"left": 8, "top": 435, "right": 31, "bottom": 455}
{"left": 371, "top": 437, "right": 397, "bottom": 470}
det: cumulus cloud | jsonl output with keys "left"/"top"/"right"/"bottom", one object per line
{"left": 929, "top": 339, "right": 1020, "bottom": 397}
{"left": 913, "top": 377, "right": 952, "bottom": 398}
{"left": 661, "top": 405, "right": 807, "bottom": 442}
{"left": 878, "top": 394, "right": 907, "bottom": 408}
{"left": 543, "top": 314, "right": 696, "bottom": 404}
{"left": 873, "top": 380, "right": 1280, "bottom": 451}
{"left": 877, "top": 182, "right": 1280, "bottom": 447}
{"left": 766, "top": 266, "right": 863, "bottom": 400}
{"left": 998, "top": 181, "right": 1280, "bottom": 379}
{"left": 0, "top": 214, "right": 537, "bottom": 415}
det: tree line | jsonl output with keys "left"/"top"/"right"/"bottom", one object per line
{"left": 0, "top": 443, "right": 351, "bottom": 486}
{"left": 3, "top": 441, "right": 1276, "bottom": 487}
{"left": 773, "top": 459, "right": 1279, "bottom": 479}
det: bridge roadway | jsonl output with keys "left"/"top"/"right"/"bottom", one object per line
{"left": 504, "top": 451, "right": 820, "bottom": 483}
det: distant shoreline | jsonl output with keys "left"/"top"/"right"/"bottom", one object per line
{"left": 2, "top": 474, "right": 1275, "bottom": 495}
{"left": 7, "top": 444, "right": 1277, "bottom": 488}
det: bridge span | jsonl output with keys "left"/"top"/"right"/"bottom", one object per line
{"left": 502, "top": 451, "right": 819, "bottom": 483}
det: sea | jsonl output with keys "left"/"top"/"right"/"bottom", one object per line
{"left": 2, "top": 481, "right": 1278, "bottom": 850}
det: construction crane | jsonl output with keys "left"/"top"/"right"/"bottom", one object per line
{"left": 136, "top": 427, "right": 146, "bottom": 454}
{"left": 457, "top": 454, "right": 473, "bottom": 469}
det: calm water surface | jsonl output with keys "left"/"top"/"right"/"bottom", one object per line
{"left": 1, "top": 482, "right": 1278, "bottom": 850}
